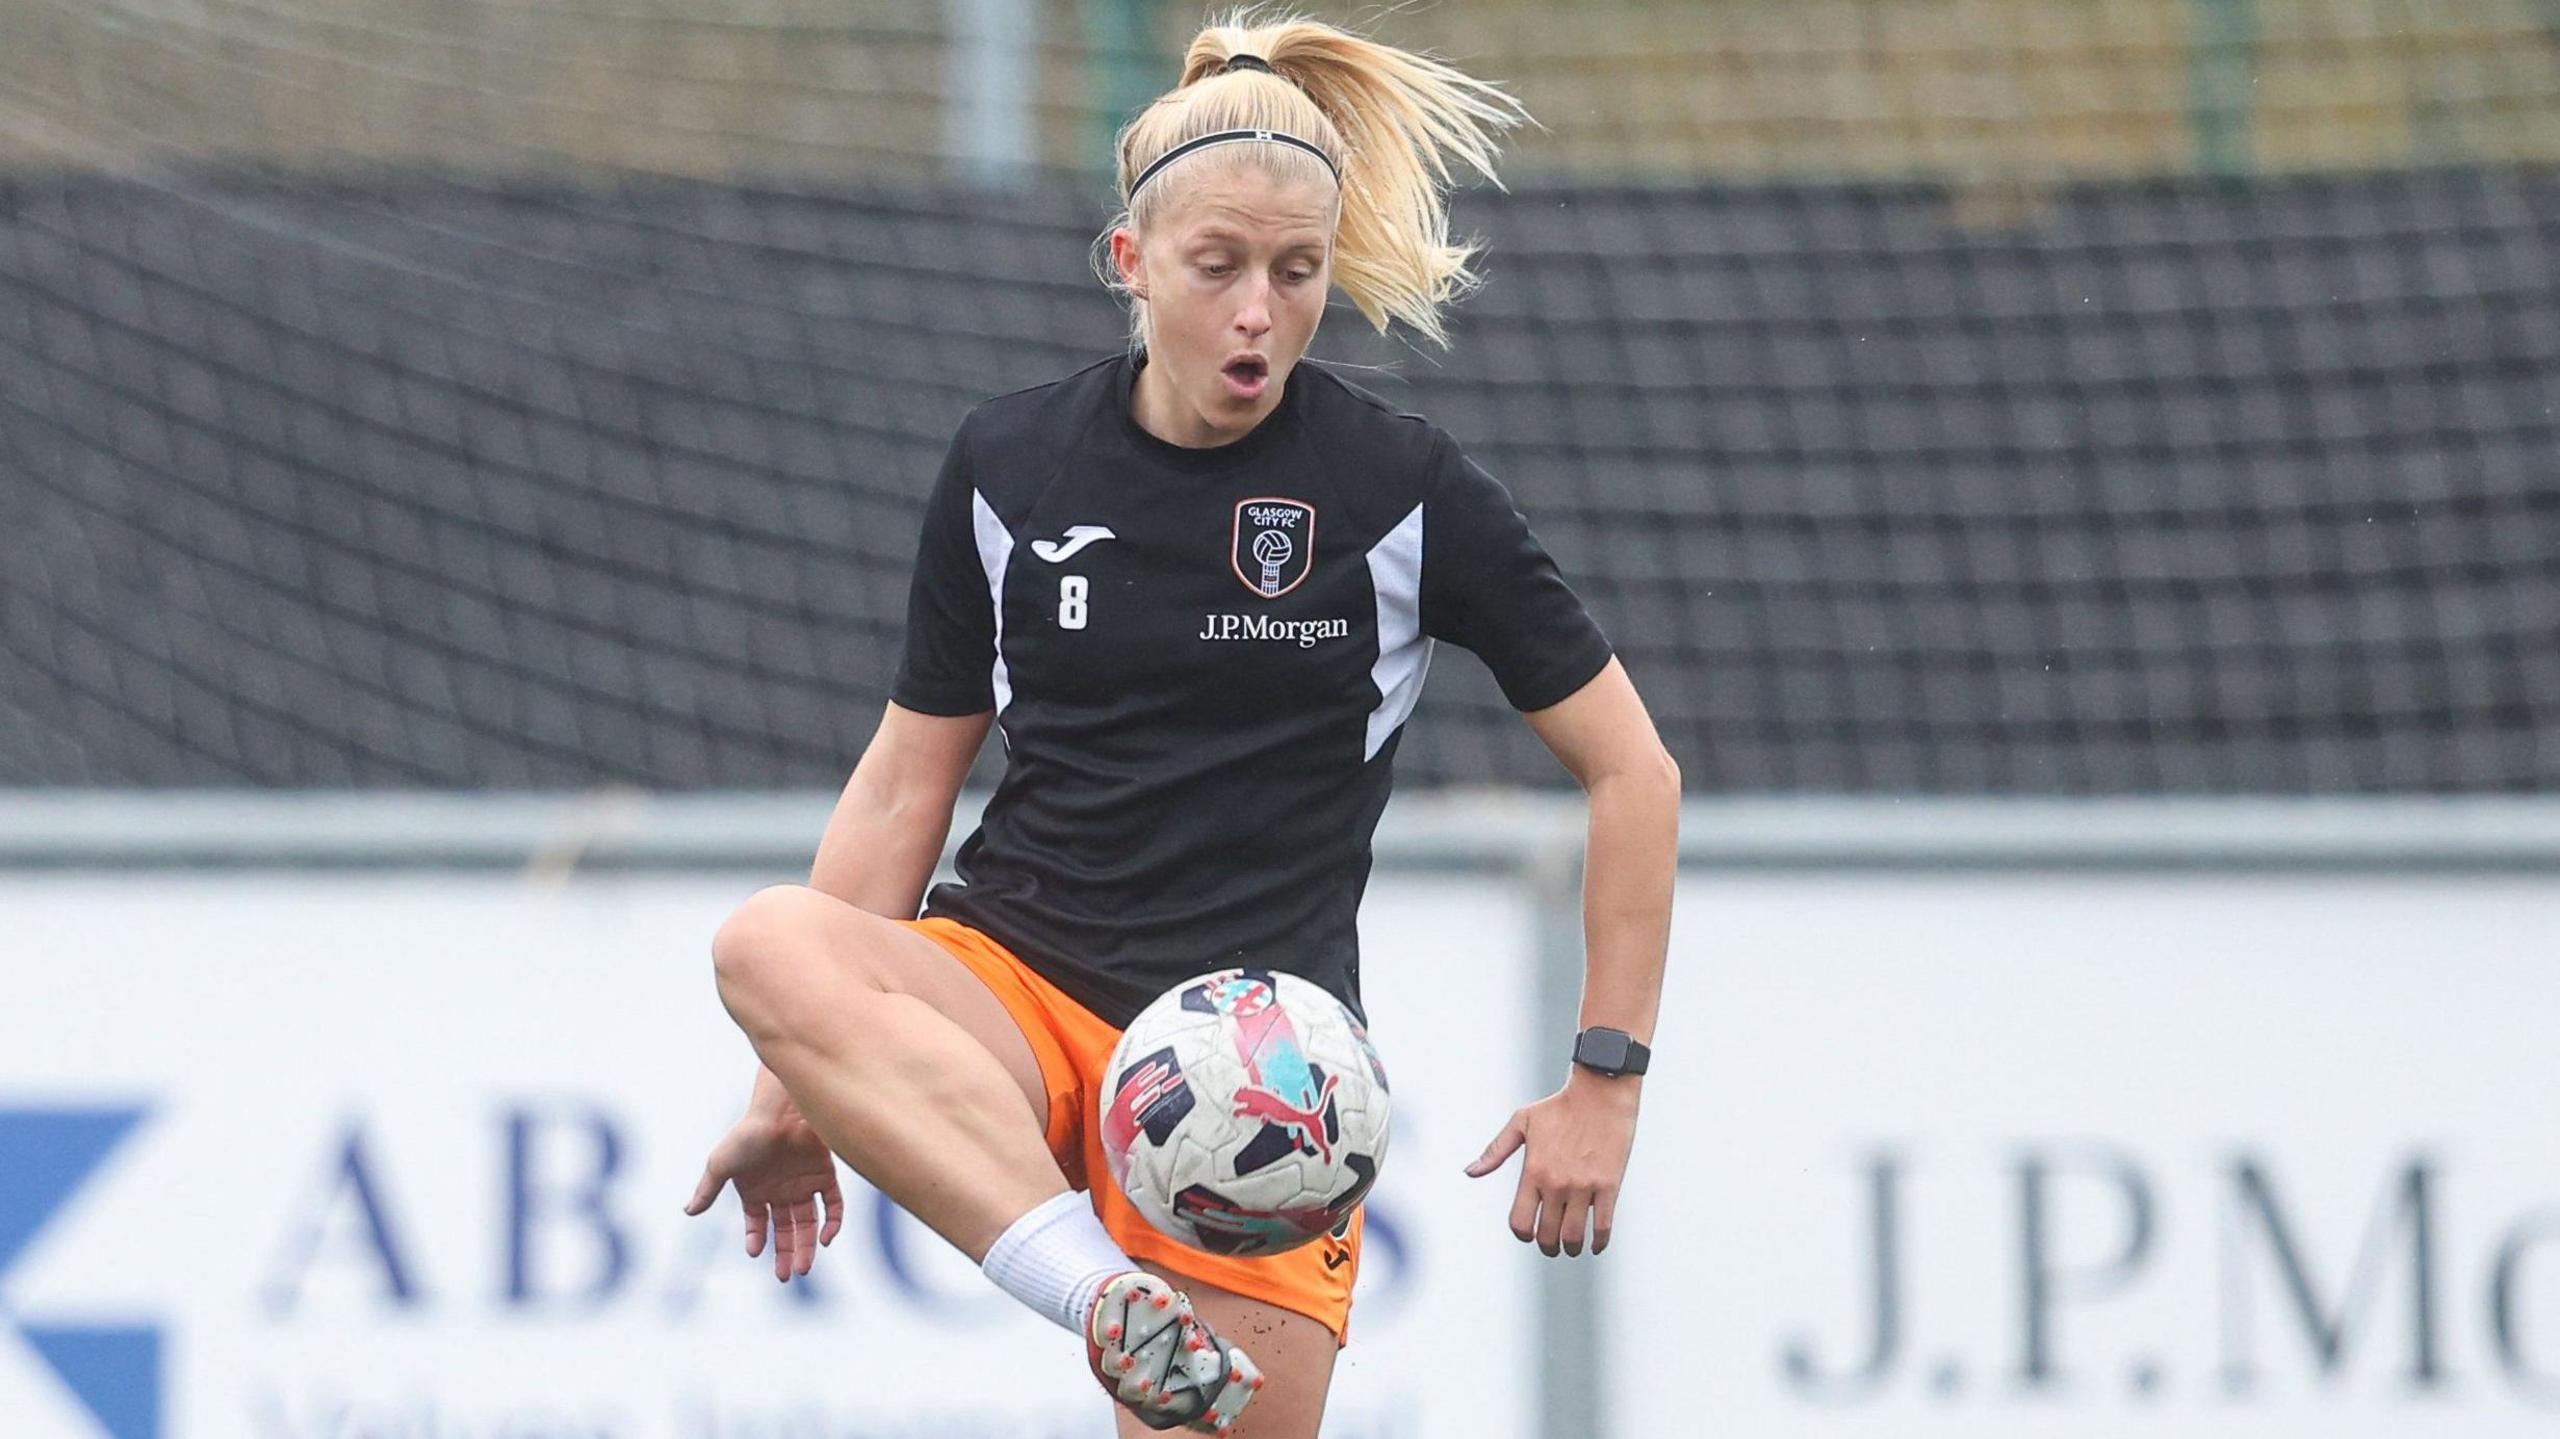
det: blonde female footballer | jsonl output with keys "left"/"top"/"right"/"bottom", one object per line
{"left": 684, "top": 9, "right": 1679, "bottom": 1435}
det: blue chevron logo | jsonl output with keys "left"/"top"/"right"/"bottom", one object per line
{"left": 0, "top": 1106, "right": 162, "bottom": 1439}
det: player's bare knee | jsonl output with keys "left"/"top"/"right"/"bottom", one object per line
{"left": 712, "top": 883, "right": 907, "bottom": 1025}
{"left": 709, "top": 883, "right": 828, "bottom": 1022}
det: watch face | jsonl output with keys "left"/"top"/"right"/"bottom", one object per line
{"left": 1579, "top": 1029, "right": 1631, "bottom": 1069}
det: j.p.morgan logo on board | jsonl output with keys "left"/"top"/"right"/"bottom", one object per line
{"left": 1232, "top": 497, "right": 1314, "bottom": 599}
{"left": 1778, "top": 1144, "right": 2560, "bottom": 1410}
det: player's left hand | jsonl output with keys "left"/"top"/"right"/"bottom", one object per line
{"left": 1463, "top": 1067, "right": 1639, "bottom": 1257}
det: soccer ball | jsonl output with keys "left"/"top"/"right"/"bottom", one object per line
{"left": 1099, "top": 968, "right": 1390, "bottom": 1258}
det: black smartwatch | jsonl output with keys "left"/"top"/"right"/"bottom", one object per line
{"left": 1572, "top": 1026, "right": 1651, "bottom": 1077}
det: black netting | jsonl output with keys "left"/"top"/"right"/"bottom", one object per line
{"left": 3, "top": 167, "right": 2555, "bottom": 791}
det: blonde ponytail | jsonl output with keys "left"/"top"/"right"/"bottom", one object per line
{"left": 1091, "top": 5, "right": 1533, "bottom": 352}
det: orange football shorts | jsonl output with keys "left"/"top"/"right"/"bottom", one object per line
{"left": 900, "top": 915, "right": 1363, "bottom": 1346}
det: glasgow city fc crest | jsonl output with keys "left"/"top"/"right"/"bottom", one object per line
{"left": 1231, "top": 497, "right": 1316, "bottom": 599}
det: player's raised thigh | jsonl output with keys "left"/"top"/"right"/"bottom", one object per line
{"left": 712, "top": 882, "right": 1047, "bottom": 1130}
{"left": 1113, "top": 1264, "right": 1339, "bottom": 1439}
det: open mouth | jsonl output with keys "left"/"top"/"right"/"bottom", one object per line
{"left": 1222, "top": 357, "right": 1269, "bottom": 398}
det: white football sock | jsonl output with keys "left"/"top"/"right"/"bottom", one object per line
{"left": 980, "top": 1189, "right": 1139, "bottom": 1335}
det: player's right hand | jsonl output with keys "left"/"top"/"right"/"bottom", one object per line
{"left": 682, "top": 1109, "right": 845, "bottom": 1283}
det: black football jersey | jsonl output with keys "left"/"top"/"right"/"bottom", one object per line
{"left": 891, "top": 349, "right": 1612, "bottom": 1027}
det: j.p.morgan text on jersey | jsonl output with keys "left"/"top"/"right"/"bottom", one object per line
{"left": 1197, "top": 613, "right": 1352, "bottom": 648}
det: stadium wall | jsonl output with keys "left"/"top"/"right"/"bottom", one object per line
{"left": 3, "top": 791, "right": 2556, "bottom": 1437}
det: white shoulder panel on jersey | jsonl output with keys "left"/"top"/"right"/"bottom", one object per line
{"left": 1365, "top": 502, "right": 1432, "bottom": 760}
{"left": 971, "top": 489, "right": 1016, "bottom": 714}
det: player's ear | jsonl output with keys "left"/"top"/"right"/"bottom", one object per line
{"left": 1111, "top": 227, "right": 1148, "bottom": 299}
